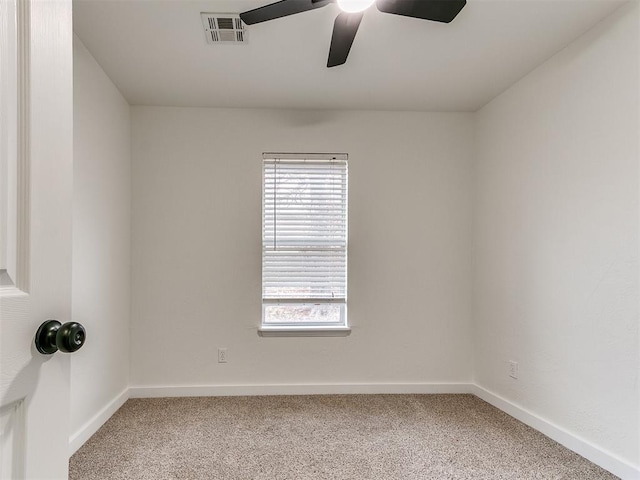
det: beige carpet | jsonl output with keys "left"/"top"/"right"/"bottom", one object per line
{"left": 69, "top": 394, "right": 617, "bottom": 480}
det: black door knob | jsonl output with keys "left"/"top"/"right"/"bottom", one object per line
{"left": 35, "top": 320, "right": 86, "bottom": 355}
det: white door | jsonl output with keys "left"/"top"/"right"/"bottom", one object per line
{"left": 0, "top": 0, "right": 74, "bottom": 478}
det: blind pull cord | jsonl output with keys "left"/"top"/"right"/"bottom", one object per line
{"left": 273, "top": 161, "right": 277, "bottom": 251}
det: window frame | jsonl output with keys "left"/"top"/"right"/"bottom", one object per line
{"left": 259, "top": 153, "right": 350, "bottom": 337}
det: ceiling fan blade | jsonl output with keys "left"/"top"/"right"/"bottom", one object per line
{"left": 376, "top": 0, "right": 466, "bottom": 23}
{"left": 240, "top": 0, "right": 332, "bottom": 25}
{"left": 327, "top": 12, "right": 364, "bottom": 68}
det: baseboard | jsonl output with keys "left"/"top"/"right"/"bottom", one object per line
{"left": 472, "top": 385, "right": 640, "bottom": 480}
{"left": 129, "top": 382, "right": 474, "bottom": 398}
{"left": 68, "top": 388, "right": 129, "bottom": 456}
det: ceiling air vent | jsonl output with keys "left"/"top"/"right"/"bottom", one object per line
{"left": 201, "top": 14, "right": 247, "bottom": 44}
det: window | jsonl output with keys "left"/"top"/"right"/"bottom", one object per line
{"left": 261, "top": 153, "right": 349, "bottom": 336}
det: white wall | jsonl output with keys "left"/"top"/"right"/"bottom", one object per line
{"left": 71, "top": 36, "right": 131, "bottom": 450}
{"left": 473, "top": 1, "right": 639, "bottom": 470}
{"left": 130, "top": 108, "right": 474, "bottom": 389}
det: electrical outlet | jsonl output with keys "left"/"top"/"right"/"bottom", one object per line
{"left": 218, "top": 348, "right": 227, "bottom": 363}
{"left": 509, "top": 360, "right": 518, "bottom": 379}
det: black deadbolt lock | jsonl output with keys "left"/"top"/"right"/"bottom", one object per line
{"left": 35, "top": 320, "right": 86, "bottom": 355}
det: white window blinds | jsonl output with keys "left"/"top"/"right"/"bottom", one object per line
{"left": 262, "top": 154, "right": 348, "bottom": 308}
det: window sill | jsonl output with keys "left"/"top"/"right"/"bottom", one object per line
{"left": 258, "top": 326, "right": 352, "bottom": 337}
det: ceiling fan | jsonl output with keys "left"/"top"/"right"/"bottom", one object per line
{"left": 239, "top": 0, "right": 467, "bottom": 68}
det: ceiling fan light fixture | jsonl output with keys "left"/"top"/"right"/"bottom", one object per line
{"left": 336, "top": 0, "right": 375, "bottom": 13}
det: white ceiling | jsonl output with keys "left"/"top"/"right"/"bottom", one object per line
{"left": 73, "top": 0, "right": 627, "bottom": 112}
